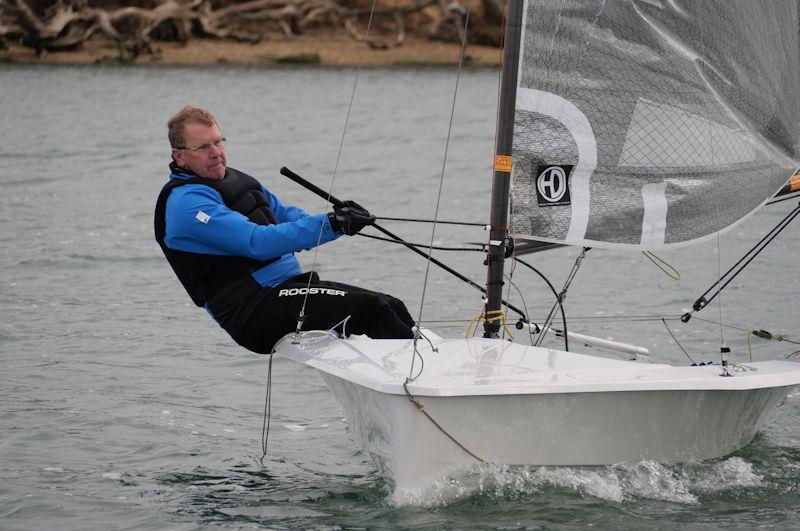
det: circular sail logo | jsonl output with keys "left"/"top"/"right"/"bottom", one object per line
{"left": 535, "top": 164, "right": 573, "bottom": 207}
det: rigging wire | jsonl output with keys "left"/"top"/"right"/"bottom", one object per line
{"left": 259, "top": 353, "right": 274, "bottom": 461}
{"left": 716, "top": 231, "right": 725, "bottom": 349}
{"left": 397, "top": 8, "right": 490, "bottom": 467}
{"left": 501, "top": 220, "right": 518, "bottom": 340}
{"left": 699, "top": 3, "right": 729, "bottom": 371}
{"left": 661, "top": 318, "right": 696, "bottom": 365}
{"left": 374, "top": 216, "right": 486, "bottom": 227}
{"left": 684, "top": 202, "right": 800, "bottom": 319}
{"left": 356, "top": 232, "right": 485, "bottom": 252}
{"left": 750, "top": 329, "right": 800, "bottom": 346}
{"left": 698, "top": 3, "right": 719, "bottom": 357}
{"left": 261, "top": 0, "right": 380, "bottom": 461}
{"left": 293, "top": 0, "right": 380, "bottom": 335}
{"left": 513, "top": 257, "right": 569, "bottom": 351}
{"left": 408, "top": 5, "right": 471, "bottom": 381}
{"left": 535, "top": 247, "right": 589, "bottom": 347}
{"left": 686, "top": 315, "right": 800, "bottom": 348}
{"left": 767, "top": 192, "right": 800, "bottom": 205}
{"left": 504, "top": 272, "right": 535, "bottom": 345}
{"left": 417, "top": 328, "right": 439, "bottom": 353}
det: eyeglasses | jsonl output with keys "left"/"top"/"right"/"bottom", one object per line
{"left": 178, "top": 137, "right": 226, "bottom": 153}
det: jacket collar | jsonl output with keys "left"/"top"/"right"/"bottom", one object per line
{"left": 169, "top": 159, "right": 198, "bottom": 180}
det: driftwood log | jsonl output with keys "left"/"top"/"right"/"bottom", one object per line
{"left": 0, "top": 0, "right": 506, "bottom": 58}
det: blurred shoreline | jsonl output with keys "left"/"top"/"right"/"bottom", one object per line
{"left": 1, "top": 36, "right": 501, "bottom": 67}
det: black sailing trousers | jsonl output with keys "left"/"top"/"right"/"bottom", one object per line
{"left": 234, "top": 272, "right": 415, "bottom": 354}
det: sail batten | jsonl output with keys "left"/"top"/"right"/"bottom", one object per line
{"left": 510, "top": 0, "right": 800, "bottom": 249}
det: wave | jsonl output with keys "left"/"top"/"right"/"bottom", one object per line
{"left": 391, "top": 457, "right": 764, "bottom": 506}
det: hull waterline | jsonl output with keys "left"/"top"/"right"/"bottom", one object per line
{"left": 274, "top": 333, "right": 800, "bottom": 494}
{"left": 322, "top": 373, "right": 792, "bottom": 491}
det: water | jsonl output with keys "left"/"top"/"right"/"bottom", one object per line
{"left": 1, "top": 64, "right": 799, "bottom": 529}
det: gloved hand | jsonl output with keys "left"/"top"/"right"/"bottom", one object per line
{"left": 328, "top": 200, "right": 375, "bottom": 235}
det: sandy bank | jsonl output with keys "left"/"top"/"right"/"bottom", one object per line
{"left": 1, "top": 36, "right": 501, "bottom": 67}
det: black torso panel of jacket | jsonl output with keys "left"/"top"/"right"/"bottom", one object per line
{"left": 154, "top": 164, "right": 280, "bottom": 308}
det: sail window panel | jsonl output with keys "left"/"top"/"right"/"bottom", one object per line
{"left": 511, "top": 0, "right": 800, "bottom": 249}
{"left": 619, "top": 98, "right": 760, "bottom": 167}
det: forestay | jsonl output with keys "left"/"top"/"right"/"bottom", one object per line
{"left": 510, "top": 0, "right": 800, "bottom": 249}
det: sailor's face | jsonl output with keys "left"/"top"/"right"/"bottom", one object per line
{"left": 172, "top": 122, "right": 227, "bottom": 180}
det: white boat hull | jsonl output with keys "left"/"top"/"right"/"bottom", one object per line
{"left": 322, "top": 374, "right": 790, "bottom": 490}
{"left": 274, "top": 333, "right": 800, "bottom": 493}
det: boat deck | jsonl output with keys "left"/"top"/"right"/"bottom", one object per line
{"left": 274, "top": 332, "right": 800, "bottom": 396}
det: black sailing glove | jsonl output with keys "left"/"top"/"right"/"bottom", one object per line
{"left": 328, "top": 200, "right": 375, "bottom": 235}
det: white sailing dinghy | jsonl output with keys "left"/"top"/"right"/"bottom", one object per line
{"left": 274, "top": 0, "right": 800, "bottom": 494}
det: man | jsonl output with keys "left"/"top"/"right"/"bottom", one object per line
{"left": 155, "top": 105, "right": 415, "bottom": 354}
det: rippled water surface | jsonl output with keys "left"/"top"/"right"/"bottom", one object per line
{"left": 1, "top": 64, "right": 799, "bottom": 529}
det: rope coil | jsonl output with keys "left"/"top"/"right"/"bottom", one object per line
{"left": 467, "top": 309, "right": 515, "bottom": 339}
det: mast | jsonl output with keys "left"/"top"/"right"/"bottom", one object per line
{"left": 484, "top": 0, "right": 524, "bottom": 338}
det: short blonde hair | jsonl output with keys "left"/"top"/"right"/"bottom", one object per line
{"left": 168, "top": 105, "right": 219, "bottom": 148}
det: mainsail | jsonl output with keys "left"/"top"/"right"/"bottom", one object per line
{"left": 509, "top": 0, "right": 800, "bottom": 249}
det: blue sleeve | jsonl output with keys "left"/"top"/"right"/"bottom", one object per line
{"left": 165, "top": 184, "right": 341, "bottom": 261}
{"left": 261, "top": 184, "right": 311, "bottom": 223}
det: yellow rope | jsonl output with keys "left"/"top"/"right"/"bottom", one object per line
{"left": 465, "top": 311, "right": 484, "bottom": 338}
{"left": 691, "top": 315, "right": 751, "bottom": 333}
{"left": 554, "top": 314, "right": 684, "bottom": 321}
{"left": 426, "top": 314, "right": 687, "bottom": 325}
{"left": 485, "top": 309, "right": 515, "bottom": 339}
{"left": 746, "top": 331, "right": 753, "bottom": 363}
{"left": 422, "top": 319, "right": 477, "bottom": 324}
{"left": 642, "top": 251, "right": 682, "bottom": 280}
{"left": 465, "top": 310, "right": 515, "bottom": 339}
